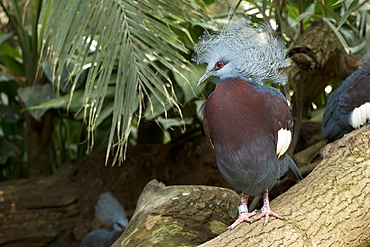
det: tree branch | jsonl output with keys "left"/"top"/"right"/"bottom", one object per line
{"left": 114, "top": 125, "right": 370, "bottom": 247}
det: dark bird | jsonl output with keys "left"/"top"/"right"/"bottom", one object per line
{"left": 322, "top": 63, "right": 370, "bottom": 142}
{"left": 80, "top": 192, "right": 128, "bottom": 247}
{"left": 193, "top": 18, "right": 302, "bottom": 228}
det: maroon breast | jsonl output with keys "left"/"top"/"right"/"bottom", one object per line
{"left": 202, "top": 78, "right": 272, "bottom": 150}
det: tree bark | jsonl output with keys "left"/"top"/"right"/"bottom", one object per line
{"left": 112, "top": 180, "right": 240, "bottom": 247}
{"left": 198, "top": 124, "right": 370, "bottom": 247}
{"left": 0, "top": 162, "right": 79, "bottom": 247}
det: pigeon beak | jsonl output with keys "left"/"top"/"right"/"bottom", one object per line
{"left": 197, "top": 71, "right": 213, "bottom": 86}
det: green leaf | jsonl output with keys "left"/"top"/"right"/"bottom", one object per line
{"left": 26, "top": 90, "right": 84, "bottom": 112}
{"left": 0, "top": 32, "right": 14, "bottom": 45}
{"left": 0, "top": 71, "right": 14, "bottom": 82}
{"left": 323, "top": 18, "right": 350, "bottom": 53}
{"left": 194, "top": 0, "right": 214, "bottom": 6}
{"left": 0, "top": 105, "right": 19, "bottom": 123}
{"left": 41, "top": 60, "right": 88, "bottom": 93}
{"left": 25, "top": 86, "right": 121, "bottom": 126}
{"left": 95, "top": 102, "right": 114, "bottom": 128}
{"left": 172, "top": 64, "right": 206, "bottom": 103}
{"left": 195, "top": 99, "right": 206, "bottom": 120}
{"left": 337, "top": 0, "right": 359, "bottom": 30}
{"left": 291, "top": 12, "right": 313, "bottom": 27}
{"left": 157, "top": 116, "right": 193, "bottom": 130}
{"left": 17, "top": 84, "right": 56, "bottom": 120}
{"left": 144, "top": 87, "right": 172, "bottom": 120}
{"left": 0, "top": 138, "right": 21, "bottom": 164}
{"left": 0, "top": 52, "right": 24, "bottom": 76}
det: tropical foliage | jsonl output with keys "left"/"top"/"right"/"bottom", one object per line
{"left": 0, "top": 0, "right": 369, "bottom": 179}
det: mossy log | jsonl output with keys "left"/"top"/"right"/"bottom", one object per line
{"left": 113, "top": 180, "right": 240, "bottom": 247}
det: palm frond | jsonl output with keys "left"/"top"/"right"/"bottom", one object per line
{"left": 38, "top": 0, "right": 206, "bottom": 164}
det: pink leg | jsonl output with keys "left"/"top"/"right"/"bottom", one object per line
{"left": 255, "top": 189, "right": 285, "bottom": 225}
{"left": 228, "top": 193, "right": 257, "bottom": 229}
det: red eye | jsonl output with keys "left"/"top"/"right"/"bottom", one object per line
{"left": 215, "top": 62, "right": 223, "bottom": 69}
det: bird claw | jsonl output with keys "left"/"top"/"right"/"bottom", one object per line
{"left": 228, "top": 210, "right": 257, "bottom": 229}
{"left": 251, "top": 189, "right": 286, "bottom": 226}
{"left": 255, "top": 206, "right": 285, "bottom": 226}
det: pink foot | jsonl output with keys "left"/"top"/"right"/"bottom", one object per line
{"left": 228, "top": 193, "right": 256, "bottom": 229}
{"left": 255, "top": 189, "right": 285, "bottom": 226}
{"left": 228, "top": 210, "right": 257, "bottom": 229}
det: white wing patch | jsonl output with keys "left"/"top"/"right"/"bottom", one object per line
{"left": 276, "top": 128, "right": 292, "bottom": 158}
{"left": 349, "top": 102, "right": 370, "bottom": 128}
